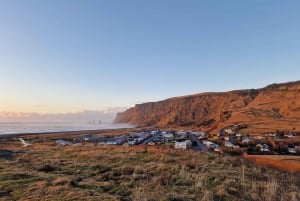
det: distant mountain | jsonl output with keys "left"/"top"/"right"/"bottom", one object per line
{"left": 114, "top": 81, "right": 300, "bottom": 134}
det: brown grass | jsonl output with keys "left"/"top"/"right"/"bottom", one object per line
{"left": 1, "top": 138, "right": 300, "bottom": 201}
{"left": 243, "top": 154, "right": 300, "bottom": 173}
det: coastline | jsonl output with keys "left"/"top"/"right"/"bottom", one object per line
{"left": 0, "top": 127, "right": 139, "bottom": 140}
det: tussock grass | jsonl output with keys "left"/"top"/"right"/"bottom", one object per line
{"left": 0, "top": 143, "right": 299, "bottom": 201}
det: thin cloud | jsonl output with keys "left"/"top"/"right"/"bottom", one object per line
{"left": 0, "top": 110, "right": 120, "bottom": 123}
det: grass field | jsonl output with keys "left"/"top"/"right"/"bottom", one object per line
{"left": 0, "top": 138, "right": 300, "bottom": 201}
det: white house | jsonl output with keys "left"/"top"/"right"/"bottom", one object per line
{"left": 285, "top": 134, "right": 295, "bottom": 138}
{"left": 202, "top": 140, "right": 214, "bottom": 147}
{"left": 195, "top": 132, "right": 207, "bottom": 139}
{"left": 151, "top": 131, "right": 158, "bottom": 135}
{"left": 288, "top": 147, "right": 296, "bottom": 154}
{"left": 178, "top": 130, "right": 187, "bottom": 134}
{"left": 256, "top": 144, "right": 270, "bottom": 152}
{"left": 55, "top": 139, "right": 72, "bottom": 146}
{"left": 208, "top": 143, "right": 220, "bottom": 152}
{"left": 225, "top": 141, "right": 234, "bottom": 148}
{"left": 225, "top": 142, "right": 240, "bottom": 149}
{"left": 214, "top": 146, "right": 220, "bottom": 152}
{"left": 106, "top": 141, "right": 119, "bottom": 145}
{"left": 83, "top": 134, "right": 97, "bottom": 141}
{"left": 224, "top": 128, "right": 234, "bottom": 134}
{"left": 174, "top": 140, "right": 192, "bottom": 150}
{"left": 224, "top": 136, "right": 230, "bottom": 141}
{"left": 242, "top": 137, "right": 251, "bottom": 144}
{"left": 177, "top": 131, "right": 188, "bottom": 136}
{"left": 262, "top": 144, "right": 270, "bottom": 152}
{"left": 128, "top": 141, "right": 137, "bottom": 145}
{"left": 163, "top": 133, "right": 174, "bottom": 139}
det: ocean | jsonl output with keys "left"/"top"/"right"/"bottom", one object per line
{"left": 0, "top": 122, "right": 134, "bottom": 135}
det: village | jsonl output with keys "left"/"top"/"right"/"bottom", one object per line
{"left": 55, "top": 125, "right": 300, "bottom": 156}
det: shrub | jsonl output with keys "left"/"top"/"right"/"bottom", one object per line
{"left": 38, "top": 164, "right": 56, "bottom": 173}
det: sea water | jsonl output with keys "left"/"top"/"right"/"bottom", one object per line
{"left": 0, "top": 122, "right": 134, "bottom": 135}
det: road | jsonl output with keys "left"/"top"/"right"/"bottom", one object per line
{"left": 191, "top": 135, "right": 208, "bottom": 152}
{"left": 141, "top": 136, "right": 154, "bottom": 145}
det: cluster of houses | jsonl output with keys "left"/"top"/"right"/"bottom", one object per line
{"left": 56, "top": 130, "right": 207, "bottom": 150}
{"left": 221, "top": 125, "right": 299, "bottom": 140}
{"left": 55, "top": 126, "right": 300, "bottom": 155}
{"left": 217, "top": 125, "right": 300, "bottom": 154}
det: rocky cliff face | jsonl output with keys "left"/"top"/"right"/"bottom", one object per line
{"left": 114, "top": 81, "right": 300, "bottom": 133}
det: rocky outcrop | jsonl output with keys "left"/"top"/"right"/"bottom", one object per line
{"left": 114, "top": 81, "right": 300, "bottom": 133}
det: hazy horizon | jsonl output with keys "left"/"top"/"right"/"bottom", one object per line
{"left": 0, "top": 109, "right": 127, "bottom": 123}
{"left": 1, "top": 1, "right": 300, "bottom": 116}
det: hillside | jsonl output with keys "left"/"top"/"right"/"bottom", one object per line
{"left": 114, "top": 81, "right": 300, "bottom": 134}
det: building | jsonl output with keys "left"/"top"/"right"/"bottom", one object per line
{"left": 163, "top": 133, "right": 174, "bottom": 139}
{"left": 202, "top": 140, "right": 214, "bottom": 147}
{"left": 288, "top": 147, "right": 296, "bottom": 154}
{"left": 225, "top": 142, "right": 234, "bottom": 148}
{"left": 262, "top": 144, "right": 270, "bottom": 152}
{"left": 151, "top": 131, "right": 158, "bottom": 135}
{"left": 177, "top": 131, "right": 188, "bottom": 138}
{"left": 256, "top": 144, "right": 270, "bottom": 152}
{"left": 174, "top": 140, "right": 192, "bottom": 150}
{"left": 224, "top": 128, "right": 234, "bottom": 135}
{"left": 81, "top": 135, "right": 106, "bottom": 142}
{"left": 242, "top": 137, "right": 251, "bottom": 144}
{"left": 55, "top": 139, "right": 72, "bottom": 146}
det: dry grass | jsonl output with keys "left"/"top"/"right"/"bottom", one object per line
{"left": 243, "top": 154, "right": 300, "bottom": 173}
{"left": 0, "top": 140, "right": 300, "bottom": 201}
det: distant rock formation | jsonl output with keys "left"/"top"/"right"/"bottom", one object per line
{"left": 114, "top": 81, "right": 300, "bottom": 134}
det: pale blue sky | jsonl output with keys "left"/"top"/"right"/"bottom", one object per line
{"left": 0, "top": 0, "right": 299, "bottom": 113}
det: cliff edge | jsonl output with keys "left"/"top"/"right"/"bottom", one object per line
{"left": 114, "top": 81, "right": 300, "bottom": 133}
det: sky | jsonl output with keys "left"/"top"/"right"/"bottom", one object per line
{"left": 0, "top": 0, "right": 299, "bottom": 115}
